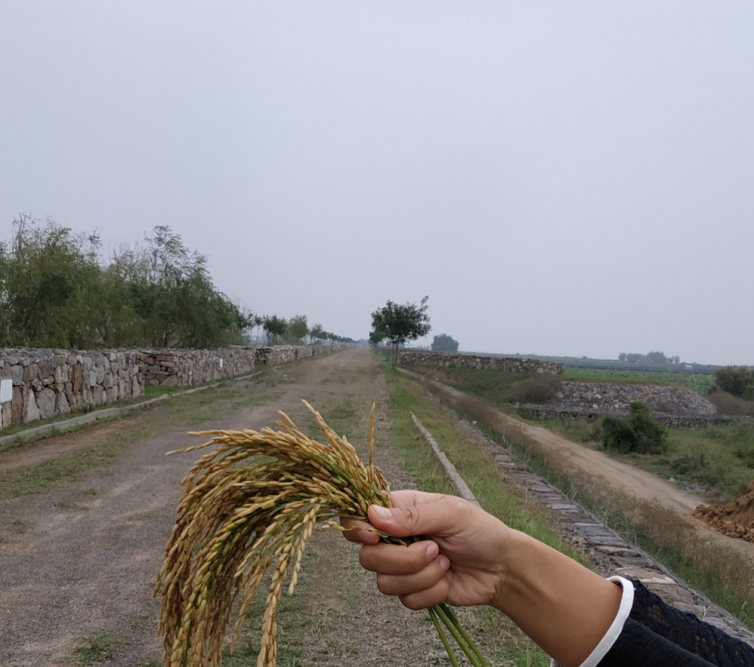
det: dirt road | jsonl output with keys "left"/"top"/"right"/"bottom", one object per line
{"left": 0, "top": 348, "right": 456, "bottom": 667}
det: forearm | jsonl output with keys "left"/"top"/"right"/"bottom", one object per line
{"left": 492, "top": 529, "right": 622, "bottom": 667}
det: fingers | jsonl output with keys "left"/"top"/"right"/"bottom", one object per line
{"left": 359, "top": 539, "right": 439, "bottom": 575}
{"left": 360, "top": 540, "right": 452, "bottom": 610}
{"left": 398, "top": 573, "right": 452, "bottom": 610}
{"left": 340, "top": 517, "right": 380, "bottom": 545}
{"left": 368, "top": 493, "right": 474, "bottom": 539}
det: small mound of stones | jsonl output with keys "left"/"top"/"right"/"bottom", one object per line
{"left": 693, "top": 480, "right": 754, "bottom": 543}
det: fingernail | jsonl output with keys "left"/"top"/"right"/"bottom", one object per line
{"left": 438, "top": 555, "right": 450, "bottom": 572}
{"left": 370, "top": 505, "right": 392, "bottom": 520}
{"left": 425, "top": 541, "right": 439, "bottom": 559}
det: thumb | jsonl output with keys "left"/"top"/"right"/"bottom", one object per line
{"left": 367, "top": 497, "right": 468, "bottom": 539}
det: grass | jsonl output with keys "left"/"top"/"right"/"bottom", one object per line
{"left": 0, "top": 374, "right": 288, "bottom": 501}
{"left": 406, "top": 363, "right": 716, "bottom": 399}
{"left": 0, "top": 437, "right": 129, "bottom": 500}
{"left": 134, "top": 658, "right": 162, "bottom": 667}
{"left": 70, "top": 630, "right": 128, "bottom": 665}
{"left": 561, "top": 367, "right": 716, "bottom": 394}
{"left": 143, "top": 384, "right": 181, "bottom": 399}
{"left": 534, "top": 415, "right": 754, "bottom": 501}
{"left": 708, "top": 391, "right": 754, "bottom": 417}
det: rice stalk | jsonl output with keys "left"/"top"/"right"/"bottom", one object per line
{"left": 155, "top": 400, "right": 488, "bottom": 667}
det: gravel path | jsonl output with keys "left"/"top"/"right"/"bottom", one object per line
{"left": 0, "top": 349, "right": 459, "bottom": 667}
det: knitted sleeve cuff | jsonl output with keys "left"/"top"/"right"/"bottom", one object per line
{"left": 550, "top": 576, "right": 635, "bottom": 667}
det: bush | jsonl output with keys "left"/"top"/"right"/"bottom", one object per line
{"left": 707, "top": 392, "right": 754, "bottom": 417}
{"left": 509, "top": 377, "right": 559, "bottom": 404}
{"left": 599, "top": 401, "right": 668, "bottom": 454}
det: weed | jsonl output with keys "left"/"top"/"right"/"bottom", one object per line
{"left": 134, "top": 658, "right": 162, "bottom": 667}
{"left": 70, "top": 630, "right": 128, "bottom": 665}
{"left": 708, "top": 392, "right": 754, "bottom": 417}
{"left": 144, "top": 384, "right": 180, "bottom": 399}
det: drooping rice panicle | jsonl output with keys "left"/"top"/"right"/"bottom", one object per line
{"left": 155, "top": 401, "right": 488, "bottom": 667}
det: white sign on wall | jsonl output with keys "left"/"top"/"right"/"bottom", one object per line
{"left": 0, "top": 379, "right": 12, "bottom": 404}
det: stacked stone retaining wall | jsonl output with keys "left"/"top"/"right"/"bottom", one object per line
{"left": 398, "top": 351, "right": 563, "bottom": 374}
{"left": 1, "top": 344, "right": 350, "bottom": 430}
{"left": 0, "top": 348, "right": 142, "bottom": 430}
{"left": 254, "top": 344, "right": 348, "bottom": 367}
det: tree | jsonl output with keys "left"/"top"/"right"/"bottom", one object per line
{"left": 285, "top": 314, "right": 309, "bottom": 345}
{"left": 618, "top": 353, "right": 627, "bottom": 363}
{"left": 710, "top": 366, "right": 754, "bottom": 400}
{"left": 431, "top": 333, "right": 459, "bottom": 353}
{"left": 370, "top": 296, "right": 430, "bottom": 371}
{"left": 309, "top": 323, "right": 325, "bottom": 344}
{"left": 262, "top": 316, "right": 287, "bottom": 345}
{"left": 646, "top": 351, "right": 667, "bottom": 366}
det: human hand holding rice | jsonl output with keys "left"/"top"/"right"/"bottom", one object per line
{"left": 155, "top": 402, "right": 490, "bottom": 667}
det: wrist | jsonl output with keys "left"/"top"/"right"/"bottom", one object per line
{"left": 489, "top": 527, "right": 531, "bottom": 612}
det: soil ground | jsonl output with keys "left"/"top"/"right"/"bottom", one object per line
{"left": 1, "top": 347, "right": 753, "bottom": 667}
{"left": 0, "top": 349, "right": 470, "bottom": 667}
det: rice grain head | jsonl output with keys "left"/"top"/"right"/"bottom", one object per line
{"left": 154, "top": 401, "right": 395, "bottom": 667}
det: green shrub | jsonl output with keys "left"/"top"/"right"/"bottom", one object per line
{"left": 599, "top": 401, "right": 668, "bottom": 454}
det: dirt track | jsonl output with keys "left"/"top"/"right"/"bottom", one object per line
{"left": 0, "top": 349, "right": 458, "bottom": 667}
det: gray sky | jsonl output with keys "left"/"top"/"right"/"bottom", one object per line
{"left": 2, "top": 2, "right": 753, "bottom": 365}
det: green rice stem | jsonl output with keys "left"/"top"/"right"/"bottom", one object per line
{"left": 429, "top": 606, "right": 461, "bottom": 667}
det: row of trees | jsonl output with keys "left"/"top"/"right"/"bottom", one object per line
{"left": 617, "top": 351, "right": 681, "bottom": 366}
{"left": 253, "top": 314, "right": 352, "bottom": 346}
{"left": 0, "top": 216, "right": 350, "bottom": 350}
{"left": 0, "top": 217, "right": 251, "bottom": 349}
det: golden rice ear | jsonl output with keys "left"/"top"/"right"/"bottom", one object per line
{"left": 367, "top": 402, "right": 376, "bottom": 485}
{"left": 155, "top": 402, "right": 485, "bottom": 667}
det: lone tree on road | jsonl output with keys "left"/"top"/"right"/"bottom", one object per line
{"left": 431, "top": 333, "right": 459, "bottom": 353}
{"left": 370, "top": 296, "right": 431, "bottom": 371}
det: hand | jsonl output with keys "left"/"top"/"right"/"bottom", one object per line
{"left": 343, "top": 490, "right": 624, "bottom": 667}
{"left": 342, "top": 490, "right": 511, "bottom": 610}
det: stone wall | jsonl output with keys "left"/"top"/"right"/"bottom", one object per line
{"left": 254, "top": 344, "right": 348, "bottom": 367}
{"left": 515, "top": 380, "right": 719, "bottom": 428}
{"left": 398, "top": 351, "right": 563, "bottom": 374}
{"left": 1, "top": 344, "right": 350, "bottom": 430}
{"left": 139, "top": 348, "right": 256, "bottom": 387}
{"left": 0, "top": 349, "right": 142, "bottom": 430}
{"left": 139, "top": 344, "right": 347, "bottom": 387}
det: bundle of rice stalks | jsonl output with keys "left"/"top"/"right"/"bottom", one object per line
{"left": 155, "top": 401, "right": 488, "bottom": 667}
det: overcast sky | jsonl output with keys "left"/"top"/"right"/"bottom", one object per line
{"left": 2, "top": 2, "right": 753, "bottom": 365}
